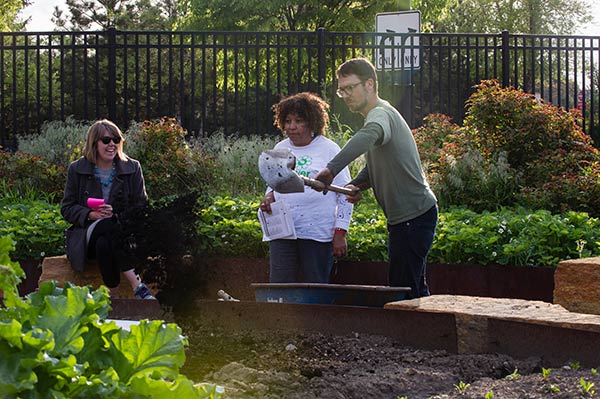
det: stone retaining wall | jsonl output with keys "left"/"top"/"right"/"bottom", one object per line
{"left": 554, "top": 256, "right": 600, "bottom": 315}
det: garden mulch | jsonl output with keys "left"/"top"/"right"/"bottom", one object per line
{"left": 178, "top": 321, "right": 600, "bottom": 399}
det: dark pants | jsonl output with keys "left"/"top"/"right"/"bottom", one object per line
{"left": 269, "top": 239, "right": 334, "bottom": 283}
{"left": 388, "top": 205, "right": 438, "bottom": 298}
{"left": 87, "top": 218, "right": 132, "bottom": 288}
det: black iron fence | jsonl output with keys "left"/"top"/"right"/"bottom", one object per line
{"left": 1, "top": 28, "right": 599, "bottom": 150}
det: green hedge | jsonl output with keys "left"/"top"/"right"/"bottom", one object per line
{"left": 195, "top": 196, "right": 600, "bottom": 268}
{"left": 2, "top": 195, "right": 599, "bottom": 268}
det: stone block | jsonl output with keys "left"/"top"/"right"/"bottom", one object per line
{"left": 39, "top": 255, "right": 134, "bottom": 299}
{"left": 385, "top": 295, "right": 600, "bottom": 354}
{"left": 554, "top": 256, "right": 600, "bottom": 315}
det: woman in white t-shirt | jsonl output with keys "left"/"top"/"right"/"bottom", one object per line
{"left": 259, "top": 92, "right": 354, "bottom": 283}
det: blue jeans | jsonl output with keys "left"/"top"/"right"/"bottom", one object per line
{"left": 269, "top": 239, "right": 334, "bottom": 283}
{"left": 388, "top": 205, "right": 438, "bottom": 298}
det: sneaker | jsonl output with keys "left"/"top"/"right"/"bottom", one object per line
{"left": 134, "top": 283, "right": 156, "bottom": 300}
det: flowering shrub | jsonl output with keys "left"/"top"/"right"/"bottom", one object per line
{"left": 0, "top": 150, "right": 65, "bottom": 203}
{"left": 125, "top": 118, "right": 215, "bottom": 198}
{"left": 415, "top": 80, "right": 600, "bottom": 216}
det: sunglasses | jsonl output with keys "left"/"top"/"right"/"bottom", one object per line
{"left": 99, "top": 136, "right": 122, "bottom": 145}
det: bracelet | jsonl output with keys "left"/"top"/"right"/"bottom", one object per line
{"left": 334, "top": 228, "right": 347, "bottom": 236}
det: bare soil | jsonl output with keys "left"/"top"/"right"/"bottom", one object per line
{"left": 177, "top": 321, "right": 600, "bottom": 399}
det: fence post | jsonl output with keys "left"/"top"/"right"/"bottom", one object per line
{"left": 501, "top": 30, "right": 510, "bottom": 87}
{"left": 317, "top": 27, "right": 327, "bottom": 98}
{"left": 107, "top": 27, "right": 117, "bottom": 121}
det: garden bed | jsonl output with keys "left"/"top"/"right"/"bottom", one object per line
{"left": 198, "top": 257, "right": 555, "bottom": 303}
{"left": 178, "top": 321, "right": 600, "bottom": 399}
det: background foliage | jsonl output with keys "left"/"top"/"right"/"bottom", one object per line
{"left": 2, "top": 81, "right": 600, "bottom": 268}
{"left": 414, "top": 80, "right": 600, "bottom": 216}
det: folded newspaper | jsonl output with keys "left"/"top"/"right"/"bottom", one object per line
{"left": 258, "top": 200, "right": 296, "bottom": 241}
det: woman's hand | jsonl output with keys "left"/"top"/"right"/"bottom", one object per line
{"left": 259, "top": 191, "right": 276, "bottom": 214}
{"left": 332, "top": 230, "right": 347, "bottom": 258}
{"left": 89, "top": 203, "right": 113, "bottom": 220}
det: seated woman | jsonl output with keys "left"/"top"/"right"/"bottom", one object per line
{"left": 61, "top": 119, "right": 154, "bottom": 299}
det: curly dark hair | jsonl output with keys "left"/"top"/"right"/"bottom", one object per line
{"left": 272, "top": 92, "right": 330, "bottom": 136}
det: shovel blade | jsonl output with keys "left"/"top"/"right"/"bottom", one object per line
{"left": 258, "top": 149, "right": 305, "bottom": 193}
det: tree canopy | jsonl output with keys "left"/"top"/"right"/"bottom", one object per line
{"left": 413, "top": 0, "right": 593, "bottom": 34}
{"left": 2, "top": 0, "right": 29, "bottom": 31}
{"left": 176, "top": 0, "right": 398, "bottom": 31}
{"left": 11, "top": 0, "right": 595, "bottom": 35}
{"left": 52, "top": 0, "right": 179, "bottom": 30}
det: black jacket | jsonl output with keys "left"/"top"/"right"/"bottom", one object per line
{"left": 60, "top": 156, "right": 148, "bottom": 272}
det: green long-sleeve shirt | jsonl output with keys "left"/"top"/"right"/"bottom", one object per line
{"left": 327, "top": 99, "right": 437, "bottom": 224}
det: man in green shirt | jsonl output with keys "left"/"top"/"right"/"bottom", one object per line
{"left": 315, "top": 57, "right": 437, "bottom": 298}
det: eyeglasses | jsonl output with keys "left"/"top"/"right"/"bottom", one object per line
{"left": 99, "top": 136, "right": 122, "bottom": 145}
{"left": 336, "top": 81, "right": 364, "bottom": 98}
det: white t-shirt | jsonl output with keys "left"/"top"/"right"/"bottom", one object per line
{"left": 268, "top": 135, "right": 353, "bottom": 242}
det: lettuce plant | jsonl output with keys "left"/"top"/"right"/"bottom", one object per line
{"left": 0, "top": 236, "right": 221, "bottom": 398}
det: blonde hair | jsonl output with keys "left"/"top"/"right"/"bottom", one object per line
{"left": 83, "top": 119, "right": 127, "bottom": 164}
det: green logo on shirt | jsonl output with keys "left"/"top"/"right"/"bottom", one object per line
{"left": 296, "top": 155, "right": 312, "bottom": 177}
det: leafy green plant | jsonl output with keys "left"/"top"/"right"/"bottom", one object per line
{"left": 453, "top": 380, "right": 471, "bottom": 393}
{"left": 195, "top": 195, "right": 268, "bottom": 257}
{"left": 430, "top": 207, "right": 600, "bottom": 267}
{"left": 592, "top": 369, "right": 598, "bottom": 376}
{"left": 580, "top": 378, "right": 596, "bottom": 397}
{"left": 505, "top": 368, "right": 520, "bottom": 380}
{"left": 484, "top": 390, "right": 494, "bottom": 399}
{"left": 0, "top": 199, "right": 69, "bottom": 260}
{"left": 546, "top": 385, "right": 561, "bottom": 393}
{"left": 0, "top": 236, "right": 221, "bottom": 398}
{"left": 571, "top": 361, "right": 582, "bottom": 370}
{"left": 542, "top": 367, "right": 552, "bottom": 380}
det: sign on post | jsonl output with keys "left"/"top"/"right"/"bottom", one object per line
{"left": 375, "top": 11, "right": 421, "bottom": 71}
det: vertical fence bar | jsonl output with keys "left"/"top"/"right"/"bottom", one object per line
{"left": 317, "top": 27, "right": 326, "bottom": 98}
{"left": 223, "top": 33, "right": 229, "bottom": 135}
{"left": 501, "top": 30, "right": 510, "bottom": 87}
{"left": 12, "top": 35, "right": 18, "bottom": 135}
{"left": 123, "top": 33, "right": 129, "bottom": 124}
{"left": 24, "top": 35, "right": 30, "bottom": 135}
{"left": 1, "top": 35, "right": 6, "bottom": 147}
{"left": 107, "top": 27, "right": 117, "bottom": 121}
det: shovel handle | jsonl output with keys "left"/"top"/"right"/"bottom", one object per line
{"left": 299, "top": 176, "right": 358, "bottom": 195}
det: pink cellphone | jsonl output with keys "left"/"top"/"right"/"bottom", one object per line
{"left": 87, "top": 198, "right": 105, "bottom": 210}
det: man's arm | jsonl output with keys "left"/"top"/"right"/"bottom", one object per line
{"left": 315, "top": 122, "right": 383, "bottom": 187}
{"left": 326, "top": 122, "right": 383, "bottom": 177}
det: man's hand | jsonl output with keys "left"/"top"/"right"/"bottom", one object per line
{"left": 315, "top": 167, "right": 334, "bottom": 187}
{"left": 344, "top": 184, "right": 362, "bottom": 204}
